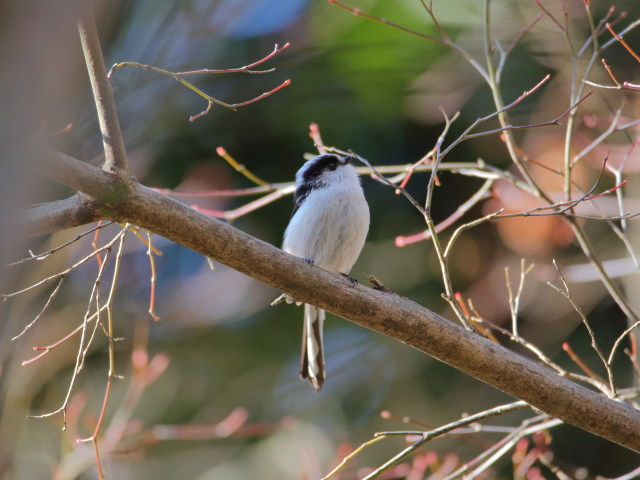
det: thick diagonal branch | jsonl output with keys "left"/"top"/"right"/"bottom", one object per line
{"left": 24, "top": 153, "right": 640, "bottom": 453}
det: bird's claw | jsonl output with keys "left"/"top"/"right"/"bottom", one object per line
{"left": 271, "top": 293, "right": 296, "bottom": 306}
{"left": 341, "top": 273, "right": 358, "bottom": 286}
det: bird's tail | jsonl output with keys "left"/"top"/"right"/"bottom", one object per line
{"left": 300, "top": 304, "right": 325, "bottom": 392}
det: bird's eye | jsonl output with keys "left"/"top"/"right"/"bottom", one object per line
{"left": 328, "top": 164, "right": 337, "bottom": 171}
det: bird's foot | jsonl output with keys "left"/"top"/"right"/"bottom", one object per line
{"left": 304, "top": 258, "right": 315, "bottom": 265}
{"left": 271, "top": 293, "right": 296, "bottom": 306}
{"left": 341, "top": 273, "right": 358, "bottom": 287}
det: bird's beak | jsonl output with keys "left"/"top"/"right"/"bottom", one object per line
{"left": 341, "top": 155, "right": 352, "bottom": 165}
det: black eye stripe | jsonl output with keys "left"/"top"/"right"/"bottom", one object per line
{"left": 300, "top": 154, "right": 341, "bottom": 182}
{"left": 292, "top": 154, "right": 345, "bottom": 216}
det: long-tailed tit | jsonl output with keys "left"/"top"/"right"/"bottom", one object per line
{"left": 282, "top": 153, "right": 370, "bottom": 392}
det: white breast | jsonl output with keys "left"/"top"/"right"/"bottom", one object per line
{"left": 283, "top": 166, "right": 369, "bottom": 274}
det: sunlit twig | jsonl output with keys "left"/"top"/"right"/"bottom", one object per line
{"left": 548, "top": 260, "right": 613, "bottom": 396}
{"left": 216, "top": 146, "right": 269, "bottom": 187}
{"left": 505, "top": 259, "right": 534, "bottom": 338}
{"left": 108, "top": 44, "right": 291, "bottom": 122}
{"left": 11, "top": 275, "right": 66, "bottom": 341}
{"left": 361, "top": 402, "right": 530, "bottom": 480}
{"left": 8, "top": 222, "right": 113, "bottom": 266}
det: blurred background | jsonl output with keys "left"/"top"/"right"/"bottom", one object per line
{"left": 2, "top": 0, "right": 640, "bottom": 478}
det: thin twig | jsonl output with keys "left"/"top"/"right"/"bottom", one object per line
{"left": 422, "top": 108, "right": 473, "bottom": 330}
{"left": 92, "top": 220, "right": 105, "bottom": 268}
{"left": 505, "top": 260, "right": 534, "bottom": 338}
{"left": 216, "top": 147, "right": 269, "bottom": 187}
{"left": 496, "top": 166, "right": 628, "bottom": 220}
{"left": 2, "top": 229, "right": 126, "bottom": 300}
{"left": 145, "top": 231, "right": 160, "bottom": 322}
{"left": 606, "top": 23, "right": 640, "bottom": 63}
{"left": 571, "top": 107, "right": 623, "bottom": 167}
{"left": 21, "top": 307, "right": 108, "bottom": 367}
{"left": 327, "top": 0, "right": 446, "bottom": 45}
{"left": 396, "top": 178, "right": 494, "bottom": 247}
{"left": 76, "top": 231, "right": 127, "bottom": 479}
{"left": 26, "top": 232, "right": 118, "bottom": 429}
{"left": 309, "top": 123, "right": 327, "bottom": 154}
{"left": 503, "top": 13, "right": 545, "bottom": 60}
{"left": 11, "top": 275, "right": 67, "bottom": 341}
{"left": 561, "top": 341, "right": 602, "bottom": 382}
{"left": 327, "top": 147, "right": 427, "bottom": 216}
{"left": 359, "top": 401, "right": 530, "bottom": 480}
{"left": 609, "top": 321, "right": 640, "bottom": 372}
{"left": 154, "top": 183, "right": 283, "bottom": 198}
{"left": 419, "top": 0, "right": 491, "bottom": 83}
{"left": 177, "top": 43, "right": 290, "bottom": 76}
{"left": 107, "top": 45, "right": 291, "bottom": 122}
{"left": 535, "top": 1, "right": 565, "bottom": 32}
{"left": 192, "top": 184, "right": 296, "bottom": 221}
{"left": 8, "top": 222, "right": 113, "bottom": 266}
{"left": 469, "top": 302, "right": 611, "bottom": 394}
{"left": 320, "top": 436, "right": 386, "bottom": 480}
{"left": 548, "top": 260, "right": 613, "bottom": 396}
{"left": 608, "top": 138, "right": 639, "bottom": 234}
{"left": 457, "top": 417, "right": 561, "bottom": 480}
{"left": 462, "top": 89, "right": 591, "bottom": 142}
{"left": 442, "top": 209, "right": 504, "bottom": 260}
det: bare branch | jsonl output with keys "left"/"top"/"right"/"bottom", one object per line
{"left": 444, "top": 416, "right": 562, "bottom": 479}
{"left": 396, "top": 178, "right": 494, "bottom": 247}
{"left": 535, "top": 1, "right": 565, "bottom": 32}
{"left": 10, "top": 275, "right": 66, "bottom": 341}
{"left": 3, "top": 229, "right": 125, "bottom": 301}
{"left": 26, "top": 236, "right": 117, "bottom": 427}
{"left": 178, "top": 43, "right": 290, "bottom": 76}
{"left": 23, "top": 195, "right": 104, "bottom": 238}
{"left": 347, "top": 401, "right": 530, "bottom": 480}
{"left": 571, "top": 107, "right": 623, "bottom": 167}
{"left": 549, "top": 260, "right": 614, "bottom": 396}
{"left": 423, "top": 108, "right": 473, "bottom": 330}
{"left": 309, "top": 123, "right": 327, "bottom": 154}
{"left": 455, "top": 416, "right": 560, "bottom": 480}
{"left": 609, "top": 321, "right": 640, "bottom": 370}
{"left": 327, "top": 0, "right": 446, "bottom": 45}
{"left": 606, "top": 23, "right": 640, "bottom": 63}
{"left": 505, "top": 259, "right": 534, "bottom": 338}
{"left": 9, "top": 221, "right": 113, "bottom": 265}
{"left": 469, "top": 301, "right": 611, "bottom": 394}
{"left": 41, "top": 150, "right": 129, "bottom": 201}
{"left": 108, "top": 44, "right": 291, "bottom": 122}
{"left": 77, "top": 1, "right": 128, "bottom": 176}
{"left": 153, "top": 184, "right": 282, "bottom": 198}
{"left": 192, "top": 185, "right": 296, "bottom": 221}
{"left": 215, "top": 147, "right": 269, "bottom": 187}
{"left": 462, "top": 90, "right": 591, "bottom": 142}
{"left": 328, "top": 0, "right": 491, "bottom": 83}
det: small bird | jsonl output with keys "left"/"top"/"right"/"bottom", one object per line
{"left": 283, "top": 153, "right": 370, "bottom": 392}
